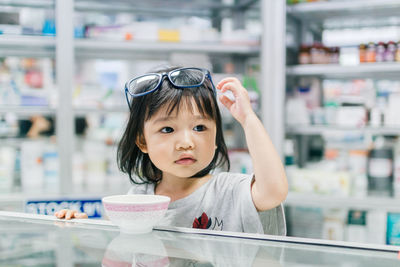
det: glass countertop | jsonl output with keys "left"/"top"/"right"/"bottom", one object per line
{"left": 0, "top": 211, "right": 399, "bottom": 267}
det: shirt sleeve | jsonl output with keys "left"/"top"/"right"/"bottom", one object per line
{"left": 232, "top": 173, "right": 264, "bottom": 234}
{"left": 234, "top": 173, "right": 287, "bottom": 235}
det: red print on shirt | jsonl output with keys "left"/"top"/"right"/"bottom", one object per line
{"left": 193, "top": 212, "right": 212, "bottom": 229}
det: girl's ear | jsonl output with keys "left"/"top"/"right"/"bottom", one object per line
{"left": 136, "top": 135, "right": 148, "bottom": 153}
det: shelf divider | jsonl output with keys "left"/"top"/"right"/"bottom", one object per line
{"left": 56, "top": 0, "right": 74, "bottom": 194}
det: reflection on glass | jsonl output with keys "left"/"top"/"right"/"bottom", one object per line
{"left": 102, "top": 232, "right": 169, "bottom": 267}
{"left": 101, "top": 231, "right": 282, "bottom": 267}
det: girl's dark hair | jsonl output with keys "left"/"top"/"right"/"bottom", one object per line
{"left": 117, "top": 66, "right": 230, "bottom": 184}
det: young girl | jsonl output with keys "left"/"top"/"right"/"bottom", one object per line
{"left": 56, "top": 66, "right": 288, "bottom": 235}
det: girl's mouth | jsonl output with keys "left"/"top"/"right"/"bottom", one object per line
{"left": 175, "top": 158, "right": 197, "bottom": 165}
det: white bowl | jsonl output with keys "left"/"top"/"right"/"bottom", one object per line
{"left": 102, "top": 194, "right": 170, "bottom": 234}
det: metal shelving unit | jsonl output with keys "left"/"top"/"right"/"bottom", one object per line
{"left": 286, "top": 192, "right": 400, "bottom": 213}
{"left": 0, "top": 35, "right": 55, "bottom": 57}
{"left": 75, "top": 39, "right": 260, "bottom": 55}
{"left": 0, "top": 106, "right": 56, "bottom": 116}
{"left": 0, "top": 35, "right": 55, "bottom": 47}
{"left": 0, "top": 0, "right": 54, "bottom": 8}
{"left": 286, "top": 125, "right": 400, "bottom": 136}
{"left": 287, "top": 62, "right": 400, "bottom": 77}
{"left": 73, "top": 107, "right": 128, "bottom": 116}
{"left": 285, "top": 1, "right": 400, "bottom": 212}
{"left": 287, "top": 0, "right": 400, "bottom": 21}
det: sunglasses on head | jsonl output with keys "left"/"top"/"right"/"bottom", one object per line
{"left": 124, "top": 67, "right": 216, "bottom": 108}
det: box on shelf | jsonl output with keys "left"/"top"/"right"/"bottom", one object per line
{"left": 386, "top": 213, "right": 400, "bottom": 245}
{"left": 0, "top": 146, "right": 16, "bottom": 193}
{"left": 345, "top": 210, "right": 367, "bottom": 243}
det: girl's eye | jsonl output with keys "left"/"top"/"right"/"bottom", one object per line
{"left": 193, "top": 125, "right": 206, "bottom": 132}
{"left": 161, "top": 127, "right": 174, "bottom": 133}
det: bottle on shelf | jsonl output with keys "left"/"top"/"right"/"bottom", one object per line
{"left": 359, "top": 44, "right": 367, "bottom": 63}
{"left": 366, "top": 42, "right": 376, "bottom": 63}
{"left": 298, "top": 44, "right": 311, "bottom": 65}
{"left": 375, "top": 42, "right": 386, "bottom": 63}
{"left": 393, "top": 137, "right": 400, "bottom": 198}
{"left": 395, "top": 41, "right": 400, "bottom": 62}
{"left": 384, "top": 41, "right": 396, "bottom": 62}
{"left": 329, "top": 47, "right": 340, "bottom": 64}
{"left": 367, "top": 136, "right": 394, "bottom": 197}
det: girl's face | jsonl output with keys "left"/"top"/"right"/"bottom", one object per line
{"left": 138, "top": 98, "right": 217, "bottom": 181}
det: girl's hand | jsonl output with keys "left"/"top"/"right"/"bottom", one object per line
{"left": 55, "top": 209, "right": 88, "bottom": 220}
{"left": 216, "top": 77, "right": 255, "bottom": 125}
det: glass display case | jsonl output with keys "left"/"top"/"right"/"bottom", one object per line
{"left": 0, "top": 211, "right": 399, "bottom": 266}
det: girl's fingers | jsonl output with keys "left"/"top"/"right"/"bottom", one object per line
{"left": 55, "top": 209, "right": 88, "bottom": 220}
{"left": 75, "top": 213, "right": 88, "bottom": 219}
{"left": 216, "top": 77, "right": 241, "bottom": 90}
{"left": 55, "top": 209, "right": 67, "bottom": 218}
{"left": 65, "top": 210, "right": 77, "bottom": 220}
{"left": 219, "top": 95, "right": 234, "bottom": 110}
{"left": 219, "top": 82, "right": 241, "bottom": 99}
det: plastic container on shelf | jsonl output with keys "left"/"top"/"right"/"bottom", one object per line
{"left": 295, "top": 77, "right": 321, "bottom": 110}
{"left": 367, "top": 210, "right": 387, "bottom": 244}
{"left": 384, "top": 41, "right": 396, "bottom": 62}
{"left": 0, "top": 146, "right": 15, "bottom": 193}
{"left": 20, "top": 140, "right": 45, "bottom": 193}
{"left": 329, "top": 47, "right": 340, "bottom": 64}
{"left": 395, "top": 41, "right": 400, "bottom": 62}
{"left": 375, "top": 42, "right": 386, "bottom": 62}
{"left": 83, "top": 140, "right": 107, "bottom": 192}
{"left": 322, "top": 209, "right": 346, "bottom": 241}
{"left": 366, "top": 42, "right": 376, "bottom": 63}
{"left": 367, "top": 136, "right": 394, "bottom": 197}
{"left": 359, "top": 44, "right": 367, "bottom": 63}
{"left": 348, "top": 150, "right": 368, "bottom": 197}
{"left": 393, "top": 138, "right": 400, "bottom": 198}
{"left": 42, "top": 142, "right": 59, "bottom": 193}
{"left": 72, "top": 151, "right": 85, "bottom": 192}
{"left": 386, "top": 213, "right": 400, "bottom": 245}
{"left": 345, "top": 210, "right": 367, "bottom": 243}
{"left": 298, "top": 44, "right": 311, "bottom": 64}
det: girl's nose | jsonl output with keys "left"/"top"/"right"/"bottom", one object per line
{"left": 176, "top": 131, "right": 195, "bottom": 150}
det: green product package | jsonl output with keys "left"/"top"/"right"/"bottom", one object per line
{"left": 386, "top": 213, "right": 400, "bottom": 245}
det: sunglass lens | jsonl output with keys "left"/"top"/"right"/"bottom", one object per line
{"left": 128, "top": 74, "right": 160, "bottom": 96}
{"left": 169, "top": 68, "right": 205, "bottom": 87}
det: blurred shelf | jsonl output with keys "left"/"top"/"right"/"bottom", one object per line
{"left": 0, "top": 35, "right": 55, "bottom": 57}
{"left": 0, "top": 0, "right": 54, "bottom": 8}
{"left": 286, "top": 125, "right": 400, "bottom": 136}
{"left": 75, "top": 39, "right": 260, "bottom": 57}
{"left": 286, "top": 63, "right": 400, "bottom": 77}
{"left": 0, "top": 106, "right": 56, "bottom": 116}
{"left": 74, "top": 0, "right": 257, "bottom": 16}
{"left": 285, "top": 192, "right": 400, "bottom": 212}
{"left": 73, "top": 107, "right": 128, "bottom": 116}
{"left": 286, "top": 0, "right": 400, "bottom": 22}
{"left": 0, "top": 190, "right": 124, "bottom": 204}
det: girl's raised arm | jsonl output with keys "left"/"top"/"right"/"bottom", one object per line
{"left": 216, "top": 77, "right": 288, "bottom": 211}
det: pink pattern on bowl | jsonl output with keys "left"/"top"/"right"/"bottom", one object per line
{"left": 103, "top": 202, "right": 169, "bottom": 212}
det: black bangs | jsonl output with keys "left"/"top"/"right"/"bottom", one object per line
{"left": 145, "top": 80, "right": 217, "bottom": 122}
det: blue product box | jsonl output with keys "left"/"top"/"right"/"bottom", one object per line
{"left": 25, "top": 198, "right": 104, "bottom": 218}
{"left": 386, "top": 213, "right": 400, "bottom": 245}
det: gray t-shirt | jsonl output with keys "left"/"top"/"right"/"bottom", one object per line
{"left": 127, "top": 172, "right": 286, "bottom": 235}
